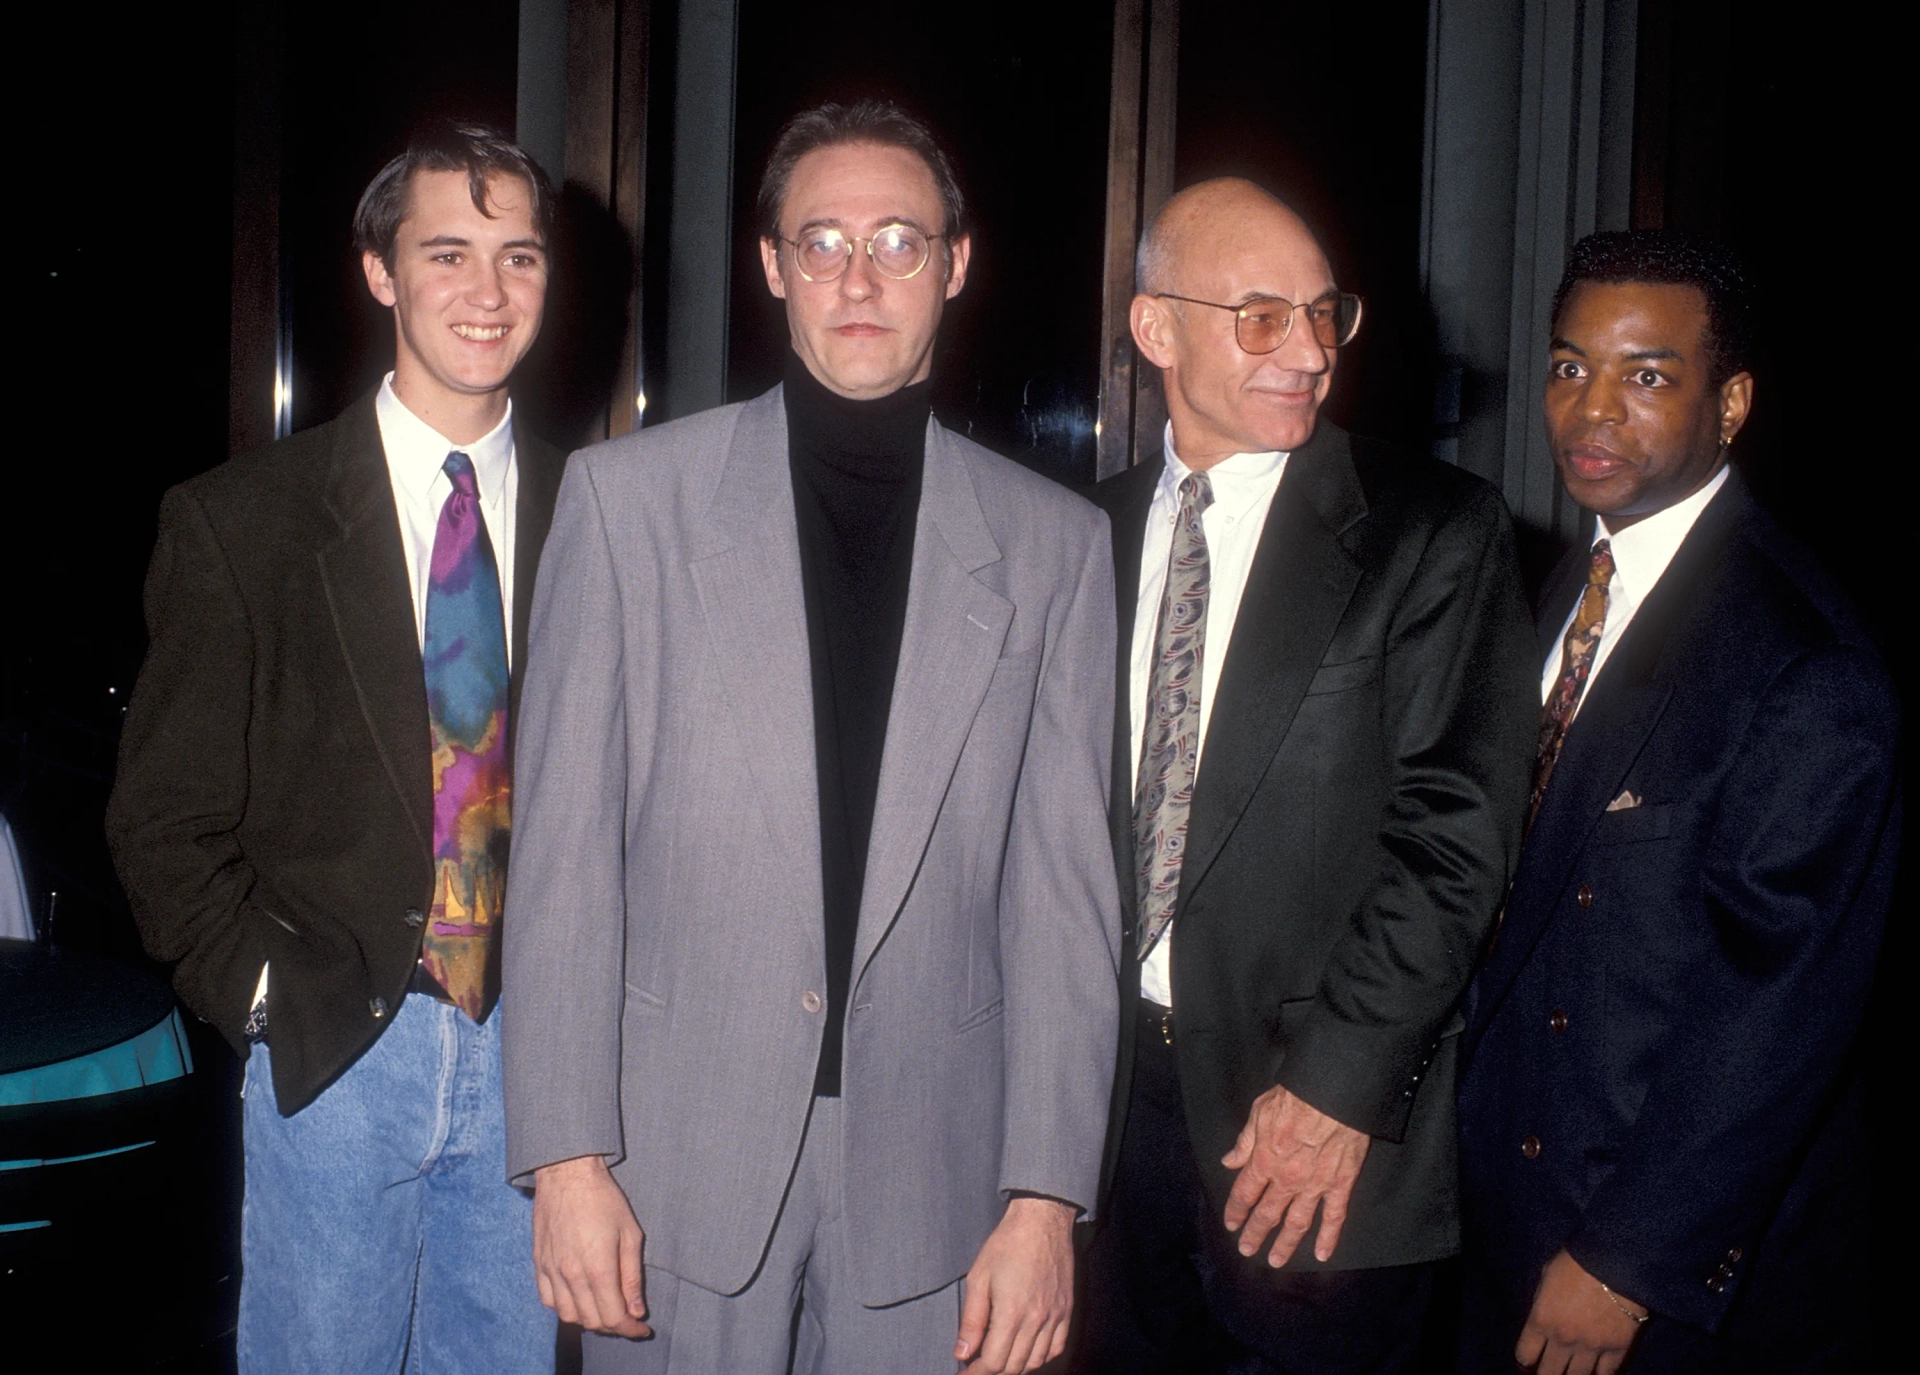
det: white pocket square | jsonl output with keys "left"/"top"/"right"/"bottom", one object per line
{"left": 1606, "top": 789, "right": 1643, "bottom": 812}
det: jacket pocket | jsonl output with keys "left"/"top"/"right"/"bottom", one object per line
{"left": 1304, "top": 656, "right": 1381, "bottom": 695}
{"left": 1589, "top": 802, "right": 1674, "bottom": 846}
{"left": 957, "top": 997, "right": 1006, "bottom": 1032}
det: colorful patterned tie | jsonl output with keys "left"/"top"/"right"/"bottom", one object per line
{"left": 1134, "top": 473, "right": 1214, "bottom": 960}
{"left": 1529, "top": 538, "right": 1614, "bottom": 826}
{"left": 421, "top": 452, "right": 511, "bottom": 1020}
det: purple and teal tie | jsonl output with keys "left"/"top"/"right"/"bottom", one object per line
{"left": 1134, "top": 473, "right": 1214, "bottom": 960}
{"left": 421, "top": 452, "right": 511, "bottom": 1020}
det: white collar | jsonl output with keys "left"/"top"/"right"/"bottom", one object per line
{"left": 1160, "top": 421, "right": 1287, "bottom": 521}
{"left": 375, "top": 373, "right": 515, "bottom": 506}
{"left": 1594, "top": 463, "right": 1731, "bottom": 606}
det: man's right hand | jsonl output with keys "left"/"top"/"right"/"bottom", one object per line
{"left": 532, "top": 1155, "right": 651, "bottom": 1338}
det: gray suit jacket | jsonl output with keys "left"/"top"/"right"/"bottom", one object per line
{"left": 503, "top": 386, "right": 1121, "bottom": 1306}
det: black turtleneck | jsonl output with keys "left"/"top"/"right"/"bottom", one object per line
{"left": 783, "top": 351, "right": 930, "bottom": 1097}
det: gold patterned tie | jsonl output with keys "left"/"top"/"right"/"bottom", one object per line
{"left": 1529, "top": 539, "right": 1614, "bottom": 825}
{"left": 1134, "top": 473, "right": 1214, "bottom": 960}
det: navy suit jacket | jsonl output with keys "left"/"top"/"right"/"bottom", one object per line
{"left": 1458, "top": 472, "right": 1899, "bottom": 1350}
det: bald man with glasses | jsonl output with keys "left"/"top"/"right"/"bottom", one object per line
{"left": 1073, "top": 178, "right": 1537, "bottom": 1374}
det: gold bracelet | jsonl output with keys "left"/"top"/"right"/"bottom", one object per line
{"left": 1597, "top": 1280, "right": 1649, "bottom": 1326}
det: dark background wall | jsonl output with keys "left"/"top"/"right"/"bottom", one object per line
{"left": 1174, "top": 0, "right": 1435, "bottom": 454}
{"left": 724, "top": 0, "right": 1116, "bottom": 485}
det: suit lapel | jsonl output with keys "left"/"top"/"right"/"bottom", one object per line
{"left": 314, "top": 397, "right": 434, "bottom": 853}
{"left": 853, "top": 422, "right": 1013, "bottom": 981}
{"left": 685, "top": 390, "right": 822, "bottom": 930}
{"left": 508, "top": 421, "right": 565, "bottom": 719}
{"left": 1468, "top": 480, "right": 1748, "bottom": 1041}
{"left": 1534, "top": 525, "right": 1592, "bottom": 662}
{"left": 1177, "top": 423, "right": 1368, "bottom": 909}
{"left": 1101, "top": 459, "right": 1161, "bottom": 937}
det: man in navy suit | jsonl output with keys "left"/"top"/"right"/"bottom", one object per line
{"left": 1457, "top": 231, "right": 1900, "bottom": 1374}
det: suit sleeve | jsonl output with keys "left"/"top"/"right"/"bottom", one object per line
{"left": 996, "top": 508, "right": 1125, "bottom": 1216}
{"left": 106, "top": 485, "right": 273, "bottom": 1052}
{"left": 501, "top": 457, "right": 636, "bottom": 1185}
{"left": 1281, "top": 484, "right": 1538, "bottom": 1140}
{"left": 1567, "top": 644, "right": 1899, "bottom": 1331}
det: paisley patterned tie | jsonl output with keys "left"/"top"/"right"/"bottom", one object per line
{"left": 421, "top": 452, "right": 511, "bottom": 1020}
{"left": 1529, "top": 538, "right": 1614, "bottom": 825}
{"left": 1134, "top": 473, "right": 1214, "bottom": 960}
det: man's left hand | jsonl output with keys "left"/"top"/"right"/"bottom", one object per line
{"left": 1221, "top": 1086, "right": 1370, "bottom": 1266}
{"left": 955, "top": 1196, "right": 1075, "bottom": 1373}
{"left": 1515, "top": 1250, "right": 1647, "bottom": 1375}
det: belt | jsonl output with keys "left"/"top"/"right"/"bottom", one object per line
{"left": 1140, "top": 996, "right": 1174, "bottom": 1048}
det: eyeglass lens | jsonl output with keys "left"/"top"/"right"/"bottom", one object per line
{"left": 793, "top": 224, "right": 932, "bottom": 281}
{"left": 1235, "top": 293, "right": 1363, "bottom": 353}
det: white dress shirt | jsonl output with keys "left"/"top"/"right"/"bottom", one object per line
{"left": 374, "top": 374, "right": 519, "bottom": 666}
{"left": 1540, "top": 463, "right": 1730, "bottom": 711}
{"left": 252, "top": 378, "right": 519, "bottom": 1013}
{"left": 1131, "top": 424, "right": 1289, "bottom": 1008}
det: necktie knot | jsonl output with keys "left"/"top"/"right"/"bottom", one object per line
{"left": 444, "top": 451, "right": 479, "bottom": 499}
{"left": 1179, "top": 472, "right": 1215, "bottom": 514}
{"left": 1588, "top": 538, "right": 1615, "bottom": 587}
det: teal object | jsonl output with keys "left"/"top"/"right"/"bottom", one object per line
{"left": 0, "top": 1007, "right": 192, "bottom": 1107}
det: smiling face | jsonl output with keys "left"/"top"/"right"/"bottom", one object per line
{"left": 362, "top": 168, "right": 548, "bottom": 440}
{"left": 1545, "top": 281, "right": 1753, "bottom": 528}
{"left": 758, "top": 141, "right": 971, "bottom": 399}
{"left": 1132, "top": 180, "right": 1339, "bottom": 467}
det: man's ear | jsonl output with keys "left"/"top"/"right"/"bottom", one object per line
{"left": 362, "top": 249, "right": 397, "bottom": 308}
{"left": 1718, "top": 370, "right": 1754, "bottom": 445}
{"left": 1131, "top": 293, "right": 1176, "bottom": 370}
{"left": 943, "top": 233, "right": 973, "bottom": 299}
{"left": 759, "top": 237, "right": 788, "bottom": 300}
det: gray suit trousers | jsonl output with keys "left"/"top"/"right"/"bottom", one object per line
{"left": 583, "top": 1098, "right": 963, "bottom": 1375}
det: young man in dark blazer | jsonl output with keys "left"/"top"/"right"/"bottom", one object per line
{"left": 107, "top": 124, "right": 566, "bottom": 1372}
{"left": 1074, "top": 178, "right": 1537, "bottom": 1373}
{"left": 1456, "top": 231, "right": 1900, "bottom": 1375}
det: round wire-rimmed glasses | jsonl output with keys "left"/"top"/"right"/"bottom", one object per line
{"left": 781, "top": 222, "right": 946, "bottom": 282}
{"left": 1154, "top": 290, "right": 1364, "bottom": 353}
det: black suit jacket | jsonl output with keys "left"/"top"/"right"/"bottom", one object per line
{"left": 1458, "top": 473, "right": 1899, "bottom": 1356}
{"left": 106, "top": 395, "right": 565, "bottom": 1113}
{"left": 1093, "top": 421, "right": 1537, "bottom": 1269}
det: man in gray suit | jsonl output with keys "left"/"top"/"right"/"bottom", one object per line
{"left": 502, "top": 100, "right": 1122, "bottom": 1375}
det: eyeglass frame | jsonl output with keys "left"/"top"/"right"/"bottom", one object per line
{"left": 776, "top": 221, "right": 950, "bottom": 283}
{"left": 1152, "top": 289, "right": 1364, "bottom": 354}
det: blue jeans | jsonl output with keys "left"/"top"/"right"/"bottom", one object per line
{"left": 239, "top": 992, "right": 554, "bottom": 1374}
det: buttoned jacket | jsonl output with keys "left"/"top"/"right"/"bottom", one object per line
{"left": 501, "top": 386, "right": 1122, "bottom": 1306}
{"left": 1460, "top": 473, "right": 1900, "bottom": 1338}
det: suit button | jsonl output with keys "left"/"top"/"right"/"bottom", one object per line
{"left": 404, "top": 908, "right": 426, "bottom": 927}
{"left": 1706, "top": 1275, "right": 1727, "bottom": 1294}
{"left": 1549, "top": 1010, "right": 1569, "bottom": 1033}
{"left": 370, "top": 996, "right": 388, "bottom": 1019}
{"left": 1520, "top": 1135, "right": 1541, "bottom": 1160}
{"left": 1727, "top": 1247, "right": 1743, "bottom": 1264}
{"left": 801, "top": 990, "right": 822, "bottom": 1014}
{"left": 1576, "top": 884, "right": 1594, "bottom": 909}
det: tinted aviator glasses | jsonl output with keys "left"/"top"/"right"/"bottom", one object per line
{"left": 782, "top": 222, "right": 945, "bottom": 282}
{"left": 1155, "top": 290, "right": 1364, "bottom": 353}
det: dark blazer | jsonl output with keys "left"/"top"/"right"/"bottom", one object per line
{"left": 1092, "top": 421, "right": 1537, "bottom": 1270}
{"left": 1457, "top": 472, "right": 1899, "bottom": 1366}
{"left": 106, "top": 395, "right": 565, "bottom": 1114}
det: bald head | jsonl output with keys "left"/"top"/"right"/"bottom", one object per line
{"left": 1136, "top": 178, "right": 1327, "bottom": 295}
{"left": 1128, "top": 177, "right": 1343, "bottom": 464}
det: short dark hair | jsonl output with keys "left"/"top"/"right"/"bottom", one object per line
{"left": 352, "top": 120, "right": 555, "bottom": 266}
{"left": 755, "top": 99, "right": 966, "bottom": 242}
{"left": 1551, "top": 230, "right": 1756, "bottom": 387}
